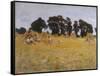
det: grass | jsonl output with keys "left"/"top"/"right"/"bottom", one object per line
{"left": 15, "top": 32, "right": 97, "bottom": 74}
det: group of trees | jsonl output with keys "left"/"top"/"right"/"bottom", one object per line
{"left": 16, "top": 15, "right": 97, "bottom": 37}
{"left": 16, "top": 27, "right": 26, "bottom": 34}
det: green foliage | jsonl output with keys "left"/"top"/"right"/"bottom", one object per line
{"left": 31, "top": 17, "right": 47, "bottom": 33}
{"left": 79, "top": 19, "right": 93, "bottom": 33}
{"left": 16, "top": 27, "right": 26, "bottom": 34}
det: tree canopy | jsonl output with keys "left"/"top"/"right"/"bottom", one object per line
{"left": 31, "top": 17, "right": 47, "bottom": 33}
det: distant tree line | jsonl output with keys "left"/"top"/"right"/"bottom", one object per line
{"left": 16, "top": 27, "right": 26, "bottom": 34}
{"left": 16, "top": 15, "right": 97, "bottom": 37}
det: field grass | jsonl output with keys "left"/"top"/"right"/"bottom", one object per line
{"left": 15, "top": 32, "right": 97, "bottom": 74}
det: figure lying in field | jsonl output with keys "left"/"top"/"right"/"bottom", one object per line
{"left": 24, "top": 28, "right": 53, "bottom": 45}
{"left": 24, "top": 28, "right": 41, "bottom": 44}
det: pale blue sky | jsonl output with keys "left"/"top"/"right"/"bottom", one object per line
{"left": 15, "top": 2, "right": 97, "bottom": 34}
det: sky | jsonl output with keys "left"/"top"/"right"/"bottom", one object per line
{"left": 15, "top": 2, "right": 97, "bottom": 34}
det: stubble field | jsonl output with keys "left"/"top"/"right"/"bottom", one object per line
{"left": 15, "top": 32, "right": 97, "bottom": 74}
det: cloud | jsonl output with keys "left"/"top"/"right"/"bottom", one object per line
{"left": 15, "top": 2, "right": 97, "bottom": 34}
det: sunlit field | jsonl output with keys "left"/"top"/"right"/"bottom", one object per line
{"left": 15, "top": 32, "right": 96, "bottom": 74}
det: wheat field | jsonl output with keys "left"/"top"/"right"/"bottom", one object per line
{"left": 15, "top": 32, "right": 97, "bottom": 74}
